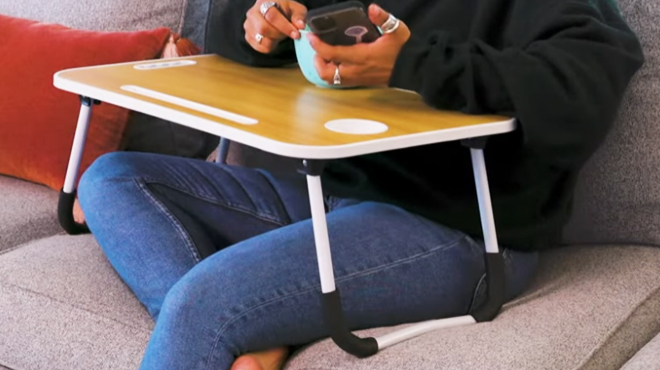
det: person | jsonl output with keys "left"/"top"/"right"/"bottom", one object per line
{"left": 77, "top": 0, "right": 643, "bottom": 369}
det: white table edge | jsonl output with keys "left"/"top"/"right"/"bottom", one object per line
{"left": 54, "top": 73, "right": 517, "bottom": 160}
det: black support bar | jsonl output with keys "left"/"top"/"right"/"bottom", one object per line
{"left": 322, "top": 290, "right": 379, "bottom": 357}
{"left": 79, "top": 96, "right": 101, "bottom": 106}
{"left": 471, "top": 252, "right": 506, "bottom": 322}
{"left": 58, "top": 189, "right": 90, "bottom": 235}
{"left": 298, "top": 159, "right": 329, "bottom": 176}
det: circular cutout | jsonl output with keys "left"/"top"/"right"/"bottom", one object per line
{"left": 324, "top": 119, "right": 389, "bottom": 135}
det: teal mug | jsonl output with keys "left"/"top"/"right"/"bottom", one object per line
{"left": 294, "top": 30, "right": 351, "bottom": 89}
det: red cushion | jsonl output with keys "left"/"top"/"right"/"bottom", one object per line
{"left": 0, "top": 15, "right": 170, "bottom": 190}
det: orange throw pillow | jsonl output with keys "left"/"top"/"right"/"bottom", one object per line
{"left": 0, "top": 15, "right": 170, "bottom": 190}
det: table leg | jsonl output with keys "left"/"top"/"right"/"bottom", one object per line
{"left": 303, "top": 139, "right": 505, "bottom": 356}
{"left": 58, "top": 96, "right": 98, "bottom": 234}
{"left": 303, "top": 160, "right": 378, "bottom": 358}
{"left": 466, "top": 143, "right": 506, "bottom": 322}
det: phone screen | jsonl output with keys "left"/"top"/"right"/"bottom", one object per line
{"left": 306, "top": 2, "right": 381, "bottom": 46}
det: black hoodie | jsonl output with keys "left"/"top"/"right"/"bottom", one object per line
{"left": 211, "top": 0, "right": 644, "bottom": 251}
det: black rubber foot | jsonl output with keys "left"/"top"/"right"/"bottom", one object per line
{"left": 471, "top": 252, "right": 505, "bottom": 322}
{"left": 322, "top": 290, "right": 379, "bottom": 358}
{"left": 58, "top": 189, "right": 90, "bottom": 235}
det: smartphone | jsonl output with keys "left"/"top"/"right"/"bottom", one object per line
{"left": 305, "top": 1, "right": 381, "bottom": 46}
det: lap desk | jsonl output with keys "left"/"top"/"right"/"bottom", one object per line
{"left": 54, "top": 54, "right": 515, "bottom": 357}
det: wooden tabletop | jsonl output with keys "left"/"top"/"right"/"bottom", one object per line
{"left": 54, "top": 55, "right": 514, "bottom": 159}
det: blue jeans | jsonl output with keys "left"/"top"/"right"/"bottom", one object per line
{"left": 78, "top": 152, "right": 538, "bottom": 370}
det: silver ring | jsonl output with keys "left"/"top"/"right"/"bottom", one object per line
{"left": 255, "top": 33, "right": 264, "bottom": 44}
{"left": 380, "top": 14, "right": 400, "bottom": 34}
{"left": 260, "top": 1, "right": 279, "bottom": 18}
{"left": 333, "top": 65, "right": 342, "bottom": 85}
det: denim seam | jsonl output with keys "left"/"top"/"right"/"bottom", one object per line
{"left": 139, "top": 177, "right": 289, "bottom": 228}
{"left": 222, "top": 168, "right": 288, "bottom": 224}
{"left": 254, "top": 169, "right": 294, "bottom": 224}
{"left": 136, "top": 179, "right": 201, "bottom": 264}
{"left": 204, "top": 235, "right": 469, "bottom": 367}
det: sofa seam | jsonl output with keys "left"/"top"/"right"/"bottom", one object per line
{"left": 0, "top": 281, "right": 152, "bottom": 333}
{"left": 0, "top": 362, "right": 16, "bottom": 370}
{"left": 574, "top": 283, "right": 660, "bottom": 370}
{"left": 0, "top": 231, "right": 67, "bottom": 257}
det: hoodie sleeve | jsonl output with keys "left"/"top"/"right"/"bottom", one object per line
{"left": 389, "top": 0, "right": 644, "bottom": 169}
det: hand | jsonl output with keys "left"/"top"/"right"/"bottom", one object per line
{"left": 309, "top": 4, "right": 411, "bottom": 87}
{"left": 244, "top": 0, "right": 307, "bottom": 54}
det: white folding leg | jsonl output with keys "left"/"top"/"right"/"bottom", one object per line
{"left": 306, "top": 175, "right": 337, "bottom": 294}
{"left": 59, "top": 97, "right": 96, "bottom": 234}
{"left": 63, "top": 101, "right": 94, "bottom": 193}
{"left": 470, "top": 148, "right": 500, "bottom": 254}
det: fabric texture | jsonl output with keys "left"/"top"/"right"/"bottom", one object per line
{"left": 0, "top": 0, "right": 184, "bottom": 32}
{"left": 183, "top": 0, "right": 215, "bottom": 51}
{"left": 0, "top": 14, "right": 170, "bottom": 190}
{"left": 0, "top": 176, "right": 60, "bottom": 252}
{"left": 285, "top": 245, "right": 660, "bottom": 370}
{"left": 0, "top": 0, "right": 219, "bottom": 160}
{"left": 620, "top": 332, "right": 660, "bottom": 370}
{"left": 0, "top": 234, "right": 153, "bottom": 370}
{"left": 1, "top": 240, "right": 658, "bottom": 370}
{"left": 562, "top": 0, "right": 660, "bottom": 246}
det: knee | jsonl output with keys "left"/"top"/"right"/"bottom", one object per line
{"left": 157, "top": 257, "right": 250, "bottom": 329}
{"left": 80, "top": 152, "right": 140, "bottom": 188}
{"left": 158, "top": 265, "right": 231, "bottom": 325}
{"left": 78, "top": 152, "right": 156, "bottom": 202}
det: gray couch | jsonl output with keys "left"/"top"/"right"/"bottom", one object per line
{"left": 0, "top": 0, "right": 658, "bottom": 369}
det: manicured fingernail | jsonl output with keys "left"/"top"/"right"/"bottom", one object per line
{"left": 291, "top": 31, "right": 299, "bottom": 39}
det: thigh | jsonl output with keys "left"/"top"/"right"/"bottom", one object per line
{"left": 78, "top": 152, "right": 310, "bottom": 318}
{"left": 142, "top": 201, "right": 538, "bottom": 368}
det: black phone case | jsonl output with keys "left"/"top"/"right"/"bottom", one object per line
{"left": 306, "top": 1, "right": 381, "bottom": 46}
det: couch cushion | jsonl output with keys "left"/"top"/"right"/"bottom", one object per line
{"left": 562, "top": 0, "right": 660, "bottom": 245}
{"left": 620, "top": 332, "right": 660, "bottom": 370}
{"left": 285, "top": 245, "right": 660, "bottom": 370}
{"left": 0, "top": 234, "right": 153, "bottom": 370}
{"left": 0, "top": 0, "right": 183, "bottom": 33}
{"left": 0, "top": 176, "right": 61, "bottom": 251}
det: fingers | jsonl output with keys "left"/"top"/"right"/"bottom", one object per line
{"left": 244, "top": 20, "right": 279, "bottom": 54}
{"left": 261, "top": 1, "right": 301, "bottom": 39}
{"left": 283, "top": 1, "right": 308, "bottom": 31}
{"left": 308, "top": 33, "right": 366, "bottom": 64}
{"left": 313, "top": 56, "right": 359, "bottom": 86}
{"left": 244, "top": 0, "right": 308, "bottom": 53}
{"left": 368, "top": 4, "right": 390, "bottom": 27}
{"left": 368, "top": 4, "right": 410, "bottom": 40}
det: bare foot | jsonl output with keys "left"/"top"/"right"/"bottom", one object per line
{"left": 73, "top": 198, "right": 85, "bottom": 224}
{"left": 230, "top": 347, "right": 289, "bottom": 370}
